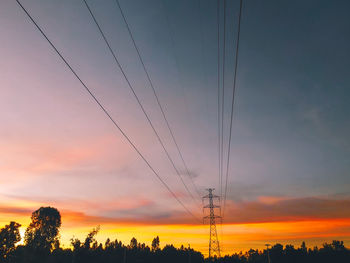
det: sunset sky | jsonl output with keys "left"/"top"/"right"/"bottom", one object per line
{"left": 1, "top": 0, "right": 350, "bottom": 256}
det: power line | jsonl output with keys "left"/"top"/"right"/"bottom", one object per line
{"left": 15, "top": 0, "right": 201, "bottom": 223}
{"left": 220, "top": 0, "right": 227, "bottom": 206}
{"left": 82, "top": 0, "right": 199, "bottom": 206}
{"left": 114, "top": 0, "right": 202, "bottom": 199}
{"left": 217, "top": 0, "right": 222, "bottom": 205}
{"left": 223, "top": 0, "right": 243, "bottom": 218}
{"left": 217, "top": 0, "right": 227, "bottom": 206}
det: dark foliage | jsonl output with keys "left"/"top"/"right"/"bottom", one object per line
{"left": 212, "top": 241, "right": 350, "bottom": 263}
{"left": 0, "top": 221, "right": 21, "bottom": 262}
{"left": 24, "top": 206, "right": 61, "bottom": 251}
{"left": 1, "top": 207, "right": 350, "bottom": 263}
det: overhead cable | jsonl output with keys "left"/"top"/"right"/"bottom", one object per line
{"left": 16, "top": 0, "right": 201, "bottom": 223}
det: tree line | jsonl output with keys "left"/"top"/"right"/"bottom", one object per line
{"left": 0, "top": 206, "right": 349, "bottom": 263}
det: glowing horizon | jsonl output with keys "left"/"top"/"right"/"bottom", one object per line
{"left": 2, "top": 199, "right": 350, "bottom": 255}
{"left": 5, "top": 215, "right": 350, "bottom": 256}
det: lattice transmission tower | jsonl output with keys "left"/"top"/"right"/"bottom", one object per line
{"left": 203, "top": 188, "right": 221, "bottom": 258}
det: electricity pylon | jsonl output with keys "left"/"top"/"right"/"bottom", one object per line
{"left": 203, "top": 188, "right": 221, "bottom": 259}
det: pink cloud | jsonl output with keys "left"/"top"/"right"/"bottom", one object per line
{"left": 0, "top": 134, "right": 132, "bottom": 183}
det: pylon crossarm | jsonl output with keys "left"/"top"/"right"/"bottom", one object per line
{"left": 203, "top": 204, "right": 221, "bottom": 208}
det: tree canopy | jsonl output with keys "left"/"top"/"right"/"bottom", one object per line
{"left": 0, "top": 221, "right": 21, "bottom": 262}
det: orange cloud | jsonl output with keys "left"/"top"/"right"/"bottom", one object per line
{"left": 224, "top": 197, "right": 350, "bottom": 224}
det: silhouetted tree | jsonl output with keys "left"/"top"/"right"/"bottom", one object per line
{"left": 70, "top": 226, "right": 100, "bottom": 263}
{"left": 270, "top": 243, "right": 283, "bottom": 262}
{"left": 130, "top": 237, "right": 138, "bottom": 249}
{"left": 151, "top": 236, "right": 160, "bottom": 251}
{"left": 23, "top": 206, "right": 61, "bottom": 262}
{"left": 0, "top": 221, "right": 21, "bottom": 262}
{"left": 83, "top": 226, "right": 99, "bottom": 249}
{"left": 24, "top": 206, "right": 61, "bottom": 251}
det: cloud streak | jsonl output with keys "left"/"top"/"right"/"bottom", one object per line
{"left": 224, "top": 197, "right": 350, "bottom": 224}
{"left": 2, "top": 196, "right": 350, "bottom": 226}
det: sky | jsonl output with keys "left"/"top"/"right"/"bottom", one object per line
{"left": 1, "top": 0, "right": 350, "bottom": 256}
